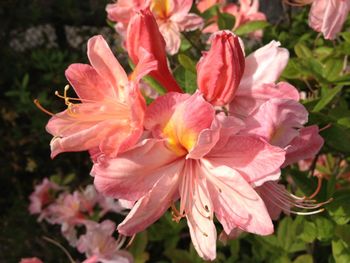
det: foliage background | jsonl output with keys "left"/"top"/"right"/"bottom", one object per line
{"left": 1, "top": 1, "right": 350, "bottom": 262}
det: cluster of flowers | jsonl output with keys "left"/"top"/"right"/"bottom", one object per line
{"left": 33, "top": 0, "right": 350, "bottom": 261}
{"left": 28, "top": 178, "right": 133, "bottom": 263}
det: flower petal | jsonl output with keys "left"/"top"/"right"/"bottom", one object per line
{"left": 92, "top": 139, "right": 180, "bottom": 201}
{"left": 283, "top": 125, "right": 324, "bottom": 167}
{"left": 65, "top": 64, "right": 114, "bottom": 101}
{"left": 203, "top": 161, "right": 274, "bottom": 235}
{"left": 87, "top": 35, "right": 128, "bottom": 98}
{"left": 239, "top": 41, "right": 289, "bottom": 91}
{"left": 208, "top": 134, "right": 285, "bottom": 186}
{"left": 117, "top": 167, "right": 181, "bottom": 235}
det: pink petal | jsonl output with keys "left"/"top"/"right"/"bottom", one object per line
{"left": 283, "top": 125, "right": 324, "bottom": 167}
{"left": 87, "top": 35, "right": 128, "bottom": 98}
{"left": 309, "top": 0, "right": 350, "bottom": 40}
{"left": 175, "top": 13, "right": 204, "bottom": 31}
{"left": 208, "top": 134, "right": 285, "bottom": 186}
{"left": 117, "top": 167, "right": 181, "bottom": 235}
{"left": 127, "top": 8, "right": 182, "bottom": 92}
{"left": 92, "top": 139, "right": 181, "bottom": 201}
{"left": 203, "top": 161, "right": 274, "bottom": 235}
{"left": 158, "top": 22, "right": 182, "bottom": 55}
{"left": 239, "top": 41, "right": 289, "bottom": 91}
{"left": 230, "top": 82, "right": 300, "bottom": 118}
{"left": 65, "top": 64, "right": 114, "bottom": 101}
{"left": 186, "top": 176, "right": 217, "bottom": 260}
{"left": 241, "top": 99, "right": 308, "bottom": 148}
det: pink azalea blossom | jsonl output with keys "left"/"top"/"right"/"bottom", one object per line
{"left": 240, "top": 99, "right": 325, "bottom": 220}
{"left": 229, "top": 40, "right": 299, "bottom": 118}
{"left": 45, "top": 192, "right": 88, "bottom": 245}
{"left": 19, "top": 258, "right": 43, "bottom": 263}
{"left": 308, "top": 0, "right": 350, "bottom": 40}
{"left": 197, "top": 31, "right": 245, "bottom": 106}
{"left": 201, "top": 0, "right": 267, "bottom": 38}
{"left": 45, "top": 35, "right": 156, "bottom": 158}
{"left": 107, "top": 0, "right": 203, "bottom": 55}
{"left": 77, "top": 220, "right": 133, "bottom": 263}
{"left": 93, "top": 92, "right": 285, "bottom": 260}
{"left": 29, "top": 178, "right": 60, "bottom": 216}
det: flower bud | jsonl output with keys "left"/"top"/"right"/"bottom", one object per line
{"left": 197, "top": 31, "right": 245, "bottom": 106}
{"left": 127, "top": 8, "right": 182, "bottom": 93}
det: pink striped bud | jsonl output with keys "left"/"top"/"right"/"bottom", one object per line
{"left": 197, "top": 31, "right": 245, "bottom": 106}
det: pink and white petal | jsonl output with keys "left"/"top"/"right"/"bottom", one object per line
{"left": 92, "top": 139, "right": 181, "bottom": 201}
{"left": 203, "top": 161, "right": 274, "bottom": 235}
{"left": 117, "top": 168, "right": 181, "bottom": 235}
{"left": 65, "top": 64, "right": 114, "bottom": 101}
{"left": 231, "top": 82, "right": 300, "bottom": 118}
{"left": 241, "top": 99, "right": 308, "bottom": 148}
{"left": 283, "top": 125, "right": 324, "bottom": 167}
{"left": 175, "top": 14, "right": 204, "bottom": 31}
{"left": 87, "top": 35, "right": 128, "bottom": 96}
{"left": 208, "top": 134, "right": 285, "bottom": 185}
{"left": 183, "top": 169, "right": 216, "bottom": 261}
{"left": 159, "top": 22, "right": 182, "bottom": 55}
{"left": 170, "top": 0, "right": 193, "bottom": 18}
{"left": 239, "top": 41, "right": 289, "bottom": 91}
{"left": 187, "top": 201, "right": 217, "bottom": 261}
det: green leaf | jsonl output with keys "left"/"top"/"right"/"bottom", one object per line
{"left": 321, "top": 124, "right": 350, "bottom": 153}
{"left": 332, "top": 238, "right": 350, "bottom": 263}
{"left": 235, "top": 21, "right": 269, "bottom": 36}
{"left": 314, "top": 216, "right": 335, "bottom": 241}
{"left": 178, "top": 54, "right": 197, "bottom": 74}
{"left": 312, "top": 86, "right": 342, "bottom": 112}
{"left": 293, "top": 255, "right": 313, "bottom": 263}
{"left": 201, "top": 4, "right": 219, "bottom": 20}
{"left": 129, "top": 232, "right": 149, "bottom": 263}
{"left": 217, "top": 11, "right": 236, "bottom": 30}
{"left": 174, "top": 66, "right": 197, "bottom": 94}
{"left": 294, "top": 43, "right": 312, "bottom": 58}
{"left": 327, "top": 189, "right": 350, "bottom": 225}
{"left": 297, "top": 220, "right": 317, "bottom": 243}
{"left": 323, "top": 59, "right": 343, "bottom": 81}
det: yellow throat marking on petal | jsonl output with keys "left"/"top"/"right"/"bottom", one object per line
{"left": 151, "top": 0, "right": 171, "bottom": 19}
{"left": 162, "top": 119, "right": 198, "bottom": 156}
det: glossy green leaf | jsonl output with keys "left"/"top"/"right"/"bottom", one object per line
{"left": 235, "top": 21, "right": 269, "bottom": 36}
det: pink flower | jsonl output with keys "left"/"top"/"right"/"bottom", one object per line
{"left": 149, "top": 0, "right": 204, "bottom": 55}
{"left": 93, "top": 92, "right": 285, "bottom": 260}
{"left": 107, "top": 0, "right": 203, "bottom": 55}
{"left": 241, "top": 98, "right": 324, "bottom": 166}
{"left": 29, "top": 178, "right": 60, "bottom": 216}
{"left": 309, "top": 0, "right": 350, "bottom": 40}
{"left": 240, "top": 99, "right": 325, "bottom": 220}
{"left": 201, "top": 0, "right": 267, "bottom": 38}
{"left": 229, "top": 40, "right": 299, "bottom": 118}
{"left": 19, "top": 258, "right": 43, "bottom": 263}
{"left": 46, "top": 35, "right": 156, "bottom": 158}
{"left": 197, "top": 31, "right": 245, "bottom": 106}
{"left": 77, "top": 220, "right": 133, "bottom": 263}
{"left": 126, "top": 8, "right": 183, "bottom": 93}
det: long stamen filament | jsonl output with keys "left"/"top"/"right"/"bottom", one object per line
{"left": 34, "top": 99, "right": 55, "bottom": 116}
